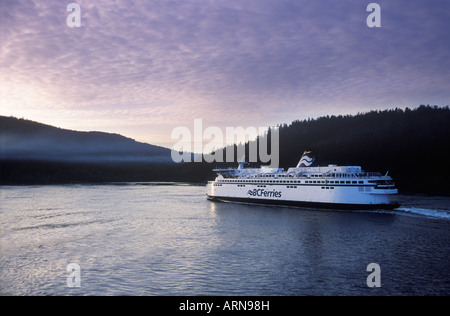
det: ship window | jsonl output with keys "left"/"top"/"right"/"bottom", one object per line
{"left": 358, "top": 181, "right": 363, "bottom": 184}
{"left": 346, "top": 181, "right": 350, "bottom": 184}
{"left": 331, "top": 187, "right": 334, "bottom": 189}
{"left": 352, "top": 181, "right": 357, "bottom": 184}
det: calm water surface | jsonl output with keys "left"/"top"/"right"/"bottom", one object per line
{"left": 1, "top": 184, "right": 449, "bottom": 296}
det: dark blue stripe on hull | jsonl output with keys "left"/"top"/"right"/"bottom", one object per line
{"left": 207, "top": 195, "right": 400, "bottom": 210}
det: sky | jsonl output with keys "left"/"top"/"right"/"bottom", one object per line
{"left": 1, "top": 0, "right": 449, "bottom": 148}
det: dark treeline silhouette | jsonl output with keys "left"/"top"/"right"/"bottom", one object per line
{"left": 0, "top": 115, "right": 171, "bottom": 162}
{"left": 275, "top": 105, "right": 450, "bottom": 195}
{"left": 188, "top": 105, "right": 450, "bottom": 195}
{"left": 1, "top": 105, "right": 449, "bottom": 195}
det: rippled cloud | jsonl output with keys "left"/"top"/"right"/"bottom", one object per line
{"left": 1, "top": 0, "right": 449, "bottom": 146}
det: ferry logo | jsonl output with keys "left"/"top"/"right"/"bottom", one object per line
{"left": 247, "top": 189, "right": 282, "bottom": 198}
{"left": 297, "top": 151, "right": 318, "bottom": 167}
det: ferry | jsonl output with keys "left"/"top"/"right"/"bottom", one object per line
{"left": 206, "top": 151, "right": 399, "bottom": 210}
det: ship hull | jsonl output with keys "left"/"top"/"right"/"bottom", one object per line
{"left": 207, "top": 194, "right": 400, "bottom": 210}
{"left": 207, "top": 152, "right": 399, "bottom": 211}
{"left": 206, "top": 181, "right": 399, "bottom": 210}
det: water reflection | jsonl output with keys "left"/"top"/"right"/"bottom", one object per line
{"left": 1, "top": 185, "right": 449, "bottom": 295}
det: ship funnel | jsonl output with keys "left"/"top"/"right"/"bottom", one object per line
{"left": 296, "top": 151, "right": 318, "bottom": 168}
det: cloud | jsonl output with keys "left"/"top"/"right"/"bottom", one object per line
{"left": 1, "top": 0, "right": 449, "bottom": 147}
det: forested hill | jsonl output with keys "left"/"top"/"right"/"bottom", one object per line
{"left": 0, "top": 116, "right": 172, "bottom": 162}
{"left": 271, "top": 105, "right": 450, "bottom": 195}
{"left": 0, "top": 116, "right": 175, "bottom": 183}
{"left": 1, "top": 105, "right": 449, "bottom": 195}
{"left": 190, "top": 105, "right": 450, "bottom": 195}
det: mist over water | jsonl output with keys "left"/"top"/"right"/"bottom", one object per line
{"left": 0, "top": 116, "right": 172, "bottom": 163}
{"left": 1, "top": 184, "right": 449, "bottom": 296}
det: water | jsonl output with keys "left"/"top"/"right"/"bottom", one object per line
{"left": 1, "top": 183, "right": 449, "bottom": 296}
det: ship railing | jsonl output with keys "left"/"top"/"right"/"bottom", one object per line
{"left": 321, "top": 172, "right": 383, "bottom": 179}
{"left": 355, "top": 172, "right": 383, "bottom": 178}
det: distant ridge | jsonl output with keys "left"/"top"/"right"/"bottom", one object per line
{"left": 1, "top": 105, "right": 450, "bottom": 195}
{"left": 0, "top": 116, "right": 172, "bottom": 163}
{"left": 271, "top": 105, "right": 450, "bottom": 195}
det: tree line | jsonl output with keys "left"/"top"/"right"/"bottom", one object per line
{"left": 2, "top": 105, "right": 449, "bottom": 195}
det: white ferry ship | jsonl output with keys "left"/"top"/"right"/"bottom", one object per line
{"left": 206, "top": 151, "right": 399, "bottom": 210}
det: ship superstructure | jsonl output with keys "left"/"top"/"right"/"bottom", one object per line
{"left": 206, "top": 151, "right": 399, "bottom": 209}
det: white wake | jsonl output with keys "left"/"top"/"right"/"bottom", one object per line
{"left": 395, "top": 207, "right": 450, "bottom": 220}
